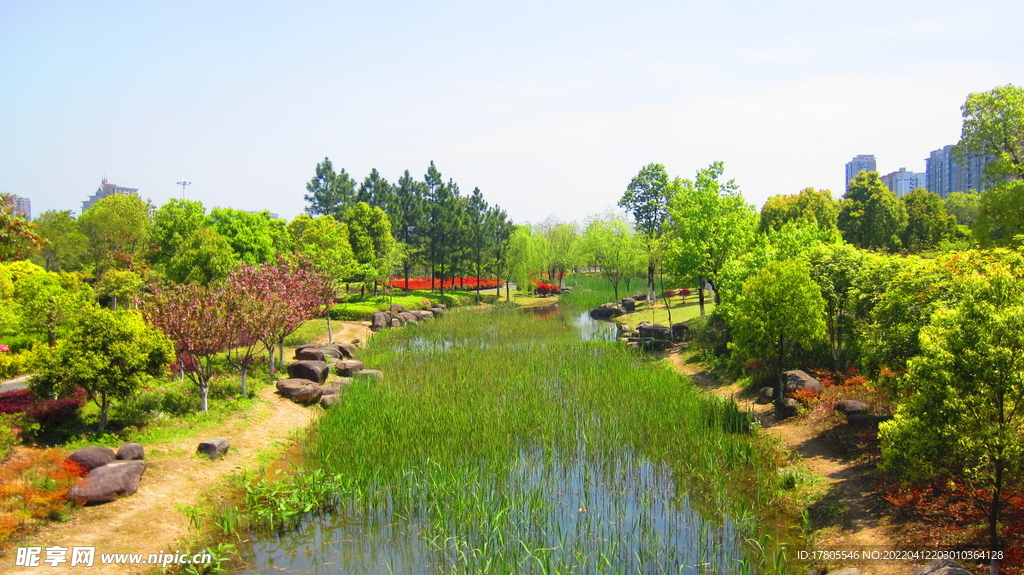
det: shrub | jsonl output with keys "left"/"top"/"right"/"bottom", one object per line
{"left": 0, "top": 448, "right": 87, "bottom": 542}
{"left": 0, "top": 346, "right": 30, "bottom": 380}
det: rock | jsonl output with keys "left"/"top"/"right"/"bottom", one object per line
{"left": 398, "top": 311, "right": 419, "bottom": 324}
{"left": 618, "top": 324, "right": 632, "bottom": 333}
{"left": 390, "top": 304, "right": 405, "bottom": 315}
{"left": 287, "top": 360, "right": 329, "bottom": 383}
{"left": 320, "top": 394, "right": 341, "bottom": 408}
{"left": 335, "top": 359, "right": 365, "bottom": 376}
{"left": 355, "top": 369, "right": 384, "bottom": 382}
{"left": 590, "top": 306, "right": 623, "bottom": 320}
{"left": 429, "top": 307, "right": 445, "bottom": 317}
{"left": 68, "top": 446, "right": 116, "bottom": 471}
{"left": 337, "top": 342, "right": 357, "bottom": 358}
{"left": 638, "top": 324, "right": 671, "bottom": 340}
{"left": 637, "top": 338, "right": 669, "bottom": 351}
{"left": 784, "top": 370, "right": 823, "bottom": 395}
{"left": 757, "top": 387, "right": 775, "bottom": 404}
{"left": 115, "top": 443, "right": 144, "bottom": 461}
{"left": 633, "top": 292, "right": 647, "bottom": 301}
{"left": 835, "top": 400, "right": 870, "bottom": 415}
{"left": 911, "top": 559, "right": 973, "bottom": 575}
{"left": 392, "top": 313, "right": 407, "bottom": 326}
{"left": 197, "top": 437, "right": 230, "bottom": 460}
{"left": 827, "top": 569, "right": 862, "bottom": 575}
{"left": 370, "top": 311, "right": 392, "bottom": 331}
{"left": 626, "top": 341, "right": 639, "bottom": 348}
{"left": 671, "top": 322, "right": 690, "bottom": 341}
{"left": 69, "top": 460, "right": 146, "bottom": 504}
{"left": 413, "top": 310, "right": 434, "bottom": 320}
{"left": 637, "top": 320, "right": 651, "bottom": 327}
{"left": 390, "top": 318, "right": 402, "bottom": 328}
{"left": 434, "top": 303, "right": 446, "bottom": 310}
{"left": 276, "top": 378, "right": 323, "bottom": 403}
{"left": 294, "top": 348, "right": 326, "bottom": 361}
{"left": 330, "top": 377, "right": 353, "bottom": 390}
{"left": 775, "top": 398, "right": 801, "bottom": 419}
{"left": 620, "top": 298, "right": 636, "bottom": 312}
{"left": 846, "top": 413, "right": 875, "bottom": 426}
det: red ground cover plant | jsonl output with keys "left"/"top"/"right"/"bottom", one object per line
{"left": 0, "top": 448, "right": 87, "bottom": 542}
{"left": 532, "top": 280, "right": 560, "bottom": 295}
{"left": 0, "top": 387, "right": 86, "bottom": 429}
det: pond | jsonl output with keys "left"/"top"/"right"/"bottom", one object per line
{"left": 229, "top": 306, "right": 795, "bottom": 574}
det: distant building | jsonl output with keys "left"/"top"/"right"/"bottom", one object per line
{"left": 845, "top": 154, "right": 877, "bottom": 185}
{"left": 6, "top": 195, "right": 31, "bottom": 220}
{"left": 83, "top": 178, "right": 139, "bottom": 212}
{"left": 880, "top": 168, "right": 927, "bottom": 198}
{"left": 925, "top": 145, "right": 991, "bottom": 199}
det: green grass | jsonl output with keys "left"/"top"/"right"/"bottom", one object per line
{"left": 618, "top": 296, "right": 715, "bottom": 327}
{"left": 229, "top": 307, "right": 802, "bottom": 574}
{"left": 559, "top": 274, "right": 647, "bottom": 309}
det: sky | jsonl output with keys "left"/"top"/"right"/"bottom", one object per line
{"left": 1, "top": 0, "right": 1021, "bottom": 226}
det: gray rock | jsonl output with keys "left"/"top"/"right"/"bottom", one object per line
{"left": 784, "top": 370, "right": 823, "bottom": 394}
{"left": 390, "top": 304, "right": 405, "bottom": 315}
{"left": 370, "top": 311, "right": 392, "bottom": 331}
{"left": 638, "top": 324, "right": 671, "bottom": 340}
{"left": 320, "top": 394, "right": 341, "bottom": 408}
{"left": 287, "top": 360, "right": 330, "bottom": 383}
{"left": 115, "top": 443, "right": 144, "bottom": 461}
{"left": 618, "top": 324, "right": 632, "bottom": 333}
{"left": 775, "top": 398, "right": 802, "bottom": 419}
{"left": 757, "top": 387, "right": 775, "bottom": 404}
{"left": 398, "top": 311, "right": 419, "bottom": 324}
{"left": 633, "top": 292, "right": 647, "bottom": 301}
{"left": 390, "top": 318, "right": 402, "bottom": 328}
{"left": 835, "top": 400, "right": 869, "bottom": 415}
{"left": 413, "top": 310, "right": 434, "bottom": 320}
{"left": 429, "top": 307, "right": 445, "bottom": 317}
{"left": 620, "top": 298, "right": 636, "bottom": 312}
{"left": 335, "top": 359, "right": 365, "bottom": 376}
{"left": 337, "top": 342, "right": 357, "bottom": 358}
{"left": 911, "top": 559, "right": 973, "bottom": 575}
{"left": 68, "top": 446, "right": 116, "bottom": 471}
{"left": 671, "top": 322, "right": 690, "bottom": 341}
{"left": 827, "top": 569, "right": 861, "bottom": 575}
{"left": 294, "top": 348, "right": 326, "bottom": 361}
{"left": 69, "top": 460, "right": 146, "bottom": 504}
{"left": 276, "top": 378, "right": 323, "bottom": 403}
{"left": 355, "top": 369, "right": 384, "bottom": 382}
{"left": 197, "top": 437, "right": 230, "bottom": 460}
{"left": 590, "top": 306, "right": 623, "bottom": 320}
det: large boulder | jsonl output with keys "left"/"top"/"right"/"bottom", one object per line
{"left": 620, "top": 298, "right": 636, "bottom": 312}
{"left": 590, "top": 306, "right": 623, "bottom": 320}
{"left": 775, "top": 398, "right": 802, "bottom": 419}
{"left": 835, "top": 400, "right": 870, "bottom": 415}
{"left": 412, "top": 310, "right": 434, "bottom": 320}
{"left": 671, "top": 322, "right": 690, "bottom": 342}
{"left": 429, "top": 307, "right": 445, "bottom": 317}
{"left": 390, "top": 318, "right": 402, "bottom": 328}
{"left": 197, "top": 438, "right": 230, "bottom": 460}
{"left": 633, "top": 292, "right": 647, "bottom": 301}
{"left": 294, "top": 348, "right": 326, "bottom": 361}
{"left": 320, "top": 394, "right": 341, "bottom": 408}
{"left": 390, "top": 304, "right": 406, "bottom": 315}
{"left": 335, "top": 359, "right": 365, "bottom": 376}
{"left": 337, "top": 342, "right": 357, "bottom": 359}
{"left": 784, "top": 370, "right": 823, "bottom": 395}
{"left": 911, "top": 559, "right": 973, "bottom": 575}
{"left": 757, "top": 387, "right": 775, "bottom": 404}
{"left": 115, "top": 443, "right": 145, "bottom": 461}
{"left": 370, "top": 311, "right": 392, "bottom": 331}
{"left": 69, "top": 460, "right": 146, "bottom": 504}
{"left": 68, "top": 446, "right": 116, "bottom": 471}
{"left": 276, "top": 378, "right": 324, "bottom": 403}
{"left": 638, "top": 324, "right": 671, "bottom": 341}
{"left": 398, "top": 311, "right": 419, "bottom": 324}
{"left": 355, "top": 369, "right": 384, "bottom": 382}
{"left": 287, "top": 360, "right": 329, "bottom": 384}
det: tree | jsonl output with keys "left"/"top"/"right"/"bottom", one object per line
{"left": 805, "top": 242, "right": 866, "bottom": 370}
{"left": 166, "top": 227, "right": 239, "bottom": 285}
{"left": 954, "top": 84, "right": 1024, "bottom": 181}
{"left": 945, "top": 191, "right": 981, "bottom": 228}
{"left": 208, "top": 207, "right": 278, "bottom": 265}
{"left": 356, "top": 168, "right": 394, "bottom": 212}
{"left": 151, "top": 199, "right": 208, "bottom": 268}
{"left": 97, "top": 269, "right": 144, "bottom": 310}
{"left": 974, "top": 181, "right": 1024, "bottom": 248}
{"left": 837, "top": 171, "right": 907, "bottom": 251}
{"left": 619, "top": 163, "right": 674, "bottom": 297}
{"left": 900, "top": 188, "right": 956, "bottom": 252}
{"left": 582, "top": 212, "right": 643, "bottom": 300}
{"left": 667, "top": 161, "right": 757, "bottom": 315}
{"left": 78, "top": 193, "right": 152, "bottom": 278}
{"left": 30, "top": 308, "right": 173, "bottom": 431}
{"left": 344, "top": 202, "right": 398, "bottom": 295}
{"left": 33, "top": 210, "right": 88, "bottom": 272}
{"left": 289, "top": 214, "right": 355, "bottom": 342}
{"left": 305, "top": 157, "right": 357, "bottom": 220}
{"left": 0, "top": 193, "right": 45, "bottom": 262}
{"left": 13, "top": 271, "right": 96, "bottom": 347}
{"left": 390, "top": 170, "right": 427, "bottom": 293}
{"left": 759, "top": 188, "right": 839, "bottom": 233}
{"left": 507, "top": 226, "right": 541, "bottom": 298}
{"left": 880, "top": 263, "right": 1024, "bottom": 572}
{"left": 731, "top": 260, "right": 826, "bottom": 398}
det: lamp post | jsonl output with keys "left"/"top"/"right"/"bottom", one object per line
{"left": 176, "top": 180, "right": 191, "bottom": 200}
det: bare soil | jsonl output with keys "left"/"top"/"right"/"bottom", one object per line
{"left": 0, "top": 321, "right": 372, "bottom": 575}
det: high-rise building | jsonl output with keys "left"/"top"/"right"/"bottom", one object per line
{"left": 845, "top": 154, "right": 877, "bottom": 185}
{"left": 6, "top": 195, "right": 31, "bottom": 220}
{"left": 925, "top": 145, "right": 991, "bottom": 199}
{"left": 880, "top": 168, "right": 927, "bottom": 198}
{"left": 82, "top": 178, "right": 139, "bottom": 212}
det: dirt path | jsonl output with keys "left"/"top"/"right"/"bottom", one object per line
{"left": 0, "top": 322, "right": 372, "bottom": 575}
{"left": 665, "top": 347, "right": 913, "bottom": 575}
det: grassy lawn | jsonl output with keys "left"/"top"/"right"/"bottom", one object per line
{"left": 616, "top": 295, "right": 715, "bottom": 327}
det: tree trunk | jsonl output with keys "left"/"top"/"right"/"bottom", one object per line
{"left": 98, "top": 397, "right": 109, "bottom": 432}
{"left": 777, "top": 337, "right": 786, "bottom": 401}
{"left": 990, "top": 460, "right": 1003, "bottom": 575}
{"left": 48, "top": 327, "right": 56, "bottom": 348}
{"left": 268, "top": 350, "right": 275, "bottom": 378}
{"left": 278, "top": 339, "right": 284, "bottom": 369}
{"left": 240, "top": 366, "right": 248, "bottom": 398}
{"left": 200, "top": 382, "right": 209, "bottom": 411}
{"left": 112, "top": 295, "right": 118, "bottom": 311}
{"left": 698, "top": 275, "right": 706, "bottom": 317}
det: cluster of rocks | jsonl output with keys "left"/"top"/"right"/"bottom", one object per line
{"left": 370, "top": 303, "right": 446, "bottom": 331}
{"left": 759, "top": 370, "right": 875, "bottom": 424}
{"left": 590, "top": 292, "right": 647, "bottom": 320}
{"left": 614, "top": 319, "right": 691, "bottom": 351}
{"left": 810, "top": 559, "right": 974, "bottom": 575}
{"left": 66, "top": 444, "right": 146, "bottom": 504}
{"left": 277, "top": 342, "right": 384, "bottom": 408}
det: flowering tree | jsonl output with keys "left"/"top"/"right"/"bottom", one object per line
{"left": 224, "top": 265, "right": 275, "bottom": 395}
{"left": 141, "top": 283, "right": 233, "bottom": 411}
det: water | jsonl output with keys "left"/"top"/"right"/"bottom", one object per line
{"left": 230, "top": 307, "right": 766, "bottom": 575}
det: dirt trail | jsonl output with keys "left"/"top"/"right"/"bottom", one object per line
{"left": 0, "top": 321, "right": 372, "bottom": 575}
{"left": 665, "top": 347, "right": 913, "bottom": 575}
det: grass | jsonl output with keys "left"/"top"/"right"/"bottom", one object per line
{"left": 227, "top": 306, "right": 804, "bottom": 574}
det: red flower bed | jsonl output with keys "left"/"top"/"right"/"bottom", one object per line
{"left": 533, "top": 280, "right": 560, "bottom": 295}
{"left": 388, "top": 277, "right": 505, "bottom": 290}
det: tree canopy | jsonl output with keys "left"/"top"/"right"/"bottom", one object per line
{"left": 954, "top": 84, "right": 1024, "bottom": 181}
{"left": 837, "top": 171, "right": 907, "bottom": 252}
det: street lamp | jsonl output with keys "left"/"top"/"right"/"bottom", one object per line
{"left": 176, "top": 180, "right": 191, "bottom": 200}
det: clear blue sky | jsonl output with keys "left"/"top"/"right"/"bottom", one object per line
{"left": 1, "top": 0, "right": 1020, "bottom": 225}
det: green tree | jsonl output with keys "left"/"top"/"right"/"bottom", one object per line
{"left": 667, "top": 161, "right": 757, "bottom": 315}
{"left": 166, "top": 227, "right": 239, "bottom": 285}
{"left": 33, "top": 210, "right": 88, "bottom": 272}
{"left": 805, "top": 242, "right": 866, "bottom": 369}
{"left": 151, "top": 199, "right": 208, "bottom": 268}
{"left": 390, "top": 170, "right": 427, "bottom": 292}
{"left": 30, "top": 308, "right": 173, "bottom": 431}
{"left": 78, "top": 193, "right": 152, "bottom": 278}
{"left": 759, "top": 187, "right": 839, "bottom": 233}
{"left": 507, "top": 226, "right": 542, "bottom": 297}
{"left": 900, "top": 188, "right": 955, "bottom": 252}
{"left": 14, "top": 270, "right": 96, "bottom": 347}
{"left": 343, "top": 202, "right": 398, "bottom": 295}
{"left": 289, "top": 214, "right": 354, "bottom": 340}
{"left": 974, "top": 181, "right": 1024, "bottom": 248}
{"left": 97, "top": 269, "right": 144, "bottom": 310}
{"left": 208, "top": 207, "right": 277, "bottom": 265}
{"left": 837, "top": 171, "right": 907, "bottom": 251}
{"left": 619, "top": 163, "right": 675, "bottom": 297}
{"left": 731, "top": 260, "right": 826, "bottom": 397}
{"left": 582, "top": 212, "right": 643, "bottom": 300}
{"left": 305, "top": 157, "right": 357, "bottom": 220}
{"left": 945, "top": 191, "right": 982, "bottom": 228}
{"left": 880, "top": 263, "right": 1024, "bottom": 568}
{"left": 954, "top": 84, "right": 1024, "bottom": 181}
